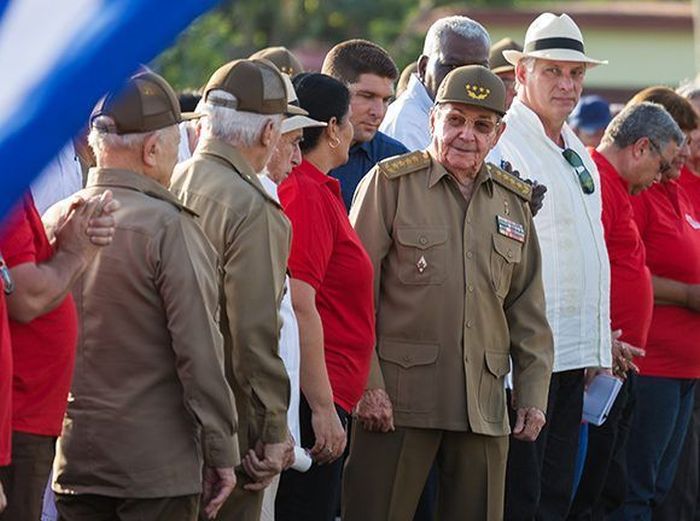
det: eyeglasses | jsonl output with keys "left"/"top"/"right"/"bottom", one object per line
{"left": 441, "top": 111, "right": 500, "bottom": 136}
{"left": 648, "top": 140, "right": 672, "bottom": 176}
{"left": 562, "top": 148, "right": 595, "bottom": 194}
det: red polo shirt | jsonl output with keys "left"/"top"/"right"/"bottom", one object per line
{"left": 631, "top": 181, "right": 700, "bottom": 378}
{"left": 279, "top": 159, "right": 375, "bottom": 413}
{"left": 593, "top": 149, "right": 653, "bottom": 350}
{"left": 0, "top": 281, "right": 11, "bottom": 466}
{"left": 0, "top": 195, "right": 78, "bottom": 436}
{"left": 679, "top": 166, "right": 700, "bottom": 213}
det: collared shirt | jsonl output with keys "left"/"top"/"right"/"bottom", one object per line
{"left": 259, "top": 173, "right": 301, "bottom": 446}
{"left": 330, "top": 131, "right": 408, "bottom": 211}
{"left": 51, "top": 168, "right": 236, "bottom": 498}
{"left": 379, "top": 74, "right": 433, "bottom": 152}
{"left": 31, "top": 142, "right": 83, "bottom": 215}
{"left": 279, "top": 159, "right": 375, "bottom": 413}
{"left": 171, "top": 138, "right": 291, "bottom": 445}
{"left": 350, "top": 152, "right": 553, "bottom": 436}
{"left": 490, "top": 99, "right": 612, "bottom": 372}
{"left": 594, "top": 149, "right": 653, "bottom": 350}
{"left": 631, "top": 180, "right": 700, "bottom": 379}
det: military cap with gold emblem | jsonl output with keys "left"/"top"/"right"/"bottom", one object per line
{"left": 435, "top": 65, "right": 506, "bottom": 117}
{"left": 489, "top": 38, "right": 522, "bottom": 75}
{"left": 249, "top": 46, "right": 304, "bottom": 77}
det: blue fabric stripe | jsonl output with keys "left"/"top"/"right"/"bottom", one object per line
{"left": 0, "top": 0, "right": 221, "bottom": 221}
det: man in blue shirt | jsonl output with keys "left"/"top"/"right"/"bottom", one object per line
{"left": 322, "top": 39, "right": 408, "bottom": 211}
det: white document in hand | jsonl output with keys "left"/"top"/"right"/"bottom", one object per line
{"left": 582, "top": 373, "right": 623, "bottom": 426}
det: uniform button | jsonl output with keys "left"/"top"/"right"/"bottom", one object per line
{"left": 402, "top": 355, "right": 412, "bottom": 363}
{"left": 507, "top": 250, "right": 513, "bottom": 258}
{"left": 466, "top": 251, "right": 473, "bottom": 259}
{"left": 468, "top": 285, "right": 474, "bottom": 293}
{"left": 466, "top": 321, "right": 473, "bottom": 328}
{"left": 419, "top": 236, "right": 428, "bottom": 245}
{"left": 466, "top": 218, "right": 472, "bottom": 224}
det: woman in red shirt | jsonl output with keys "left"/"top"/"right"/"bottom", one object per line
{"left": 617, "top": 88, "right": 700, "bottom": 520}
{"left": 276, "top": 73, "right": 375, "bottom": 521}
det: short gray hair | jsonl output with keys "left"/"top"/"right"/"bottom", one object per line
{"left": 88, "top": 117, "right": 176, "bottom": 155}
{"left": 422, "top": 16, "right": 490, "bottom": 56}
{"left": 201, "top": 90, "right": 282, "bottom": 147}
{"left": 601, "top": 101, "right": 685, "bottom": 149}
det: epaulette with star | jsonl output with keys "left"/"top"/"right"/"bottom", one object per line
{"left": 377, "top": 150, "right": 431, "bottom": 179}
{"left": 487, "top": 163, "right": 532, "bottom": 202}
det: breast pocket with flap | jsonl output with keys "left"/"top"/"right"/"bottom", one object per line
{"left": 395, "top": 227, "right": 448, "bottom": 285}
{"left": 490, "top": 234, "right": 522, "bottom": 299}
{"left": 378, "top": 340, "right": 439, "bottom": 413}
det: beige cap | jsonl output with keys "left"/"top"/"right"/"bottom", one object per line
{"left": 249, "top": 46, "right": 304, "bottom": 77}
{"left": 91, "top": 71, "right": 198, "bottom": 134}
{"left": 435, "top": 65, "right": 506, "bottom": 116}
{"left": 280, "top": 74, "right": 326, "bottom": 134}
{"left": 204, "top": 59, "right": 305, "bottom": 115}
{"left": 490, "top": 38, "right": 522, "bottom": 75}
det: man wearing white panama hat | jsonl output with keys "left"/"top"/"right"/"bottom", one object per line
{"left": 489, "top": 12, "right": 613, "bottom": 521}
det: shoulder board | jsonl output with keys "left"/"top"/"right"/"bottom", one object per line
{"left": 143, "top": 190, "right": 199, "bottom": 218}
{"left": 487, "top": 163, "right": 532, "bottom": 202}
{"left": 377, "top": 150, "right": 430, "bottom": 179}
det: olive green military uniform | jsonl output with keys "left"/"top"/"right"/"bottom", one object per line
{"left": 342, "top": 64, "right": 553, "bottom": 521}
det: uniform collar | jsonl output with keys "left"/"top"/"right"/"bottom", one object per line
{"left": 196, "top": 138, "right": 282, "bottom": 208}
{"left": 426, "top": 151, "right": 493, "bottom": 194}
{"left": 86, "top": 167, "right": 197, "bottom": 215}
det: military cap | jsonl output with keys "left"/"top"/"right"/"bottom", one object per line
{"left": 90, "top": 71, "right": 198, "bottom": 135}
{"left": 204, "top": 59, "right": 305, "bottom": 116}
{"left": 435, "top": 65, "right": 506, "bottom": 116}
{"left": 490, "top": 38, "right": 522, "bottom": 75}
{"left": 249, "top": 46, "right": 304, "bottom": 77}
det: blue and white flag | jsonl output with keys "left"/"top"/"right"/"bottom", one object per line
{"left": 0, "top": 0, "right": 221, "bottom": 220}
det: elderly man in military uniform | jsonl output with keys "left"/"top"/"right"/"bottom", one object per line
{"left": 170, "top": 59, "right": 297, "bottom": 521}
{"left": 342, "top": 65, "right": 554, "bottom": 521}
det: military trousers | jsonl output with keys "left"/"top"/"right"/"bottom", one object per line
{"left": 55, "top": 493, "right": 199, "bottom": 521}
{"left": 342, "top": 424, "right": 508, "bottom": 521}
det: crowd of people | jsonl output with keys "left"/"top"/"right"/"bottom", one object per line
{"left": 0, "top": 8, "right": 699, "bottom": 521}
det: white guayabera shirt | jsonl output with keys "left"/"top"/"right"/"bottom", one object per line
{"left": 489, "top": 98, "right": 612, "bottom": 373}
{"left": 379, "top": 73, "right": 433, "bottom": 152}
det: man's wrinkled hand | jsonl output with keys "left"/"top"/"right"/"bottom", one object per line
{"left": 512, "top": 407, "right": 546, "bottom": 442}
{"left": 201, "top": 466, "right": 235, "bottom": 520}
{"left": 355, "top": 388, "right": 395, "bottom": 433}
{"left": 611, "top": 329, "right": 645, "bottom": 378}
{"left": 241, "top": 437, "right": 293, "bottom": 491}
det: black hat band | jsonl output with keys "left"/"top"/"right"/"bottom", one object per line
{"left": 524, "top": 37, "right": 584, "bottom": 54}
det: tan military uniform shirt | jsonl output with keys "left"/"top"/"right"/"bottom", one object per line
{"left": 171, "top": 138, "right": 291, "bottom": 445}
{"left": 52, "top": 168, "right": 236, "bottom": 498}
{"left": 350, "top": 151, "right": 554, "bottom": 436}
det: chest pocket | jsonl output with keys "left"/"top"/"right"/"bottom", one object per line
{"left": 490, "top": 234, "right": 522, "bottom": 299}
{"left": 395, "top": 227, "right": 448, "bottom": 285}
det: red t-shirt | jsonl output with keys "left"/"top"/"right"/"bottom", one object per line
{"left": 279, "top": 159, "right": 375, "bottom": 413}
{"left": 593, "top": 150, "right": 653, "bottom": 349}
{"left": 679, "top": 166, "right": 700, "bottom": 213}
{"left": 0, "top": 275, "right": 12, "bottom": 466}
{"left": 631, "top": 181, "right": 700, "bottom": 378}
{"left": 0, "top": 195, "right": 78, "bottom": 436}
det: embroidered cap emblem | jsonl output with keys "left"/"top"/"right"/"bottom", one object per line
{"left": 465, "top": 83, "right": 491, "bottom": 100}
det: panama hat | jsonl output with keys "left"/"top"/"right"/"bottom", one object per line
{"left": 503, "top": 13, "right": 607, "bottom": 67}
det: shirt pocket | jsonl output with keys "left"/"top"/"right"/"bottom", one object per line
{"left": 378, "top": 340, "right": 439, "bottom": 413}
{"left": 478, "top": 351, "right": 510, "bottom": 423}
{"left": 395, "top": 227, "right": 448, "bottom": 285}
{"left": 490, "top": 234, "right": 522, "bottom": 299}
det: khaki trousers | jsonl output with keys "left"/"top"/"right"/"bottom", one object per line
{"left": 55, "top": 493, "right": 199, "bottom": 521}
{"left": 342, "top": 425, "right": 508, "bottom": 521}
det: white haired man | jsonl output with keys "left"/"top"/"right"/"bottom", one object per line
{"left": 49, "top": 71, "right": 237, "bottom": 521}
{"left": 170, "top": 59, "right": 298, "bottom": 521}
{"left": 489, "top": 13, "right": 613, "bottom": 520}
{"left": 380, "top": 15, "right": 490, "bottom": 151}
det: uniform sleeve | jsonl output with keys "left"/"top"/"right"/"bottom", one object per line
{"left": 349, "top": 168, "right": 397, "bottom": 390}
{"left": 154, "top": 216, "right": 238, "bottom": 467}
{"left": 223, "top": 202, "right": 290, "bottom": 444}
{"left": 283, "top": 189, "right": 334, "bottom": 291}
{"left": 505, "top": 205, "right": 554, "bottom": 412}
{"left": 0, "top": 200, "right": 38, "bottom": 268}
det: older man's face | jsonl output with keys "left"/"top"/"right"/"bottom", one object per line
{"left": 266, "top": 129, "right": 303, "bottom": 184}
{"left": 518, "top": 59, "right": 586, "bottom": 127}
{"left": 420, "top": 31, "right": 489, "bottom": 100}
{"left": 430, "top": 103, "right": 503, "bottom": 177}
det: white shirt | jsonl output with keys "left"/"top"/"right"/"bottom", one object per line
{"left": 259, "top": 173, "right": 301, "bottom": 445}
{"left": 490, "top": 99, "right": 612, "bottom": 372}
{"left": 379, "top": 74, "right": 433, "bottom": 151}
{"left": 31, "top": 141, "right": 82, "bottom": 215}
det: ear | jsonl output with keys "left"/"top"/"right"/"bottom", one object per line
{"left": 492, "top": 121, "right": 507, "bottom": 149}
{"left": 429, "top": 107, "right": 437, "bottom": 137}
{"left": 260, "top": 119, "right": 278, "bottom": 148}
{"left": 515, "top": 62, "right": 527, "bottom": 88}
{"left": 326, "top": 116, "right": 340, "bottom": 141}
{"left": 417, "top": 55, "right": 429, "bottom": 83}
{"left": 632, "top": 136, "right": 650, "bottom": 160}
{"left": 142, "top": 132, "right": 159, "bottom": 167}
